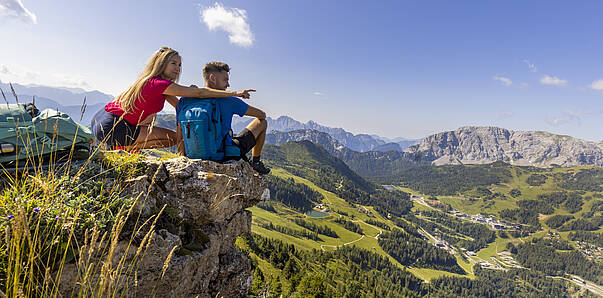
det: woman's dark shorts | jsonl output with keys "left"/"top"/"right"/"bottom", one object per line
{"left": 232, "top": 128, "right": 256, "bottom": 155}
{"left": 91, "top": 108, "right": 140, "bottom": 147}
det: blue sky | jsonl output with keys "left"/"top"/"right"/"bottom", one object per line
{"left": 1, "top": 0, "right": 602, "bottom": 141}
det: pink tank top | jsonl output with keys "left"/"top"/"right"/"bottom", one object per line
{"left": 105, "top": 76, "right": 172, "bottom": 125}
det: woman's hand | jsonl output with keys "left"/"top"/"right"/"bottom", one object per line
{"left": 234, "top": 89, "right": 256, "bottom": 99}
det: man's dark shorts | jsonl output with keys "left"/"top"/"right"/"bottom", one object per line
{"left": 91, "top": 109, "right": 140, "bottom": 147}
{"left": 232, "top": 128, "right": 256, "bottom": 156}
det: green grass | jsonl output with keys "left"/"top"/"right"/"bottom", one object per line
{"left": 476, "top": 236, "right": 509, "bottom": 261}
{"left": 0, "top": 151, "right": 166, "bottom": 297}
{"left": 456, "top": 254, "right": 475, "bottom": 277}
{"left": 411, "top": 201, "right": 434, "bottom": 212}
{"left": 408, "top": 267, "right": 469, "bottom": 282}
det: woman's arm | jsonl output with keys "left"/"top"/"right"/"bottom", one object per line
{"left": 165, "top": 95, "right": 179, "bottom": 107}
{"left": 163, "top": 83, "right": 255, "bottom": 99}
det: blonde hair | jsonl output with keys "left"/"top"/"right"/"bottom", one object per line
{"left": 116, "top": 47, "right": 180, "bottom": 113}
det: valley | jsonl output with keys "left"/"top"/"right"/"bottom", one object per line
{"left": 239, "top": 141, "right": 603, "bottom": 297}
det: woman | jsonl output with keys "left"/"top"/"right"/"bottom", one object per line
{"left": 91, "top": 47, "right": 254, "bottom": 150}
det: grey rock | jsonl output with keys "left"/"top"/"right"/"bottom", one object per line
{"left": 57, "top": 156, "right": 267, "bottom": 298}
{"left": 406, "top": 126, "right": 603, "bottom": 167}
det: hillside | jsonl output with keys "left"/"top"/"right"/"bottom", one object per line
{"left": 265, "top": 129, "right": 426, "bottom": 178}
{"left": 246, "top": 140, "right": 601, "bottom": 296}
{"left": 406, "top": 126, "right": 603, "bottom": 167}
{"left": 261, "top": 141, "right": 415, "bottom": 217}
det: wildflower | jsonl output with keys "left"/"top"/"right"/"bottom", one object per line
{"left": 7, "top": 215, "right": 13, "bottom": 220}
{"left": 34, "top": 207, "right": 40, "bottom": 213}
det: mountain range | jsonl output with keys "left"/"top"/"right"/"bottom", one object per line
{"left": 265, "top": 126, "right": 603, "bottom": 169}
{"left": 1, "top": 82, "right": 601, "bottom": 168}
{"left": 0, "top": 80, "right": 112, "bottom": 125}
{"left": 234, "top": 115, "right": 421, "bottom": 152}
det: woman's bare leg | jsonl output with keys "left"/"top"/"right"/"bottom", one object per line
{"left": 127, "top": 125, "right": 177, "bottom": 150}
{"left": 176, "top": 123, "right": 185, "bottom": 155}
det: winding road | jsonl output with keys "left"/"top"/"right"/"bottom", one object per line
{"left": 549, "top": 275, "right": 603, "bottom": 296}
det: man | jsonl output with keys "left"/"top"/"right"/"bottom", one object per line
{"left": 178, "top": 61, "right": 270, "bottom": 174}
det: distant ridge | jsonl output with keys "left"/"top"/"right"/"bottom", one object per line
{"left": 266, "top": 129, "right": 348, "bottom": 154}
{"left": 406, "top": 126, "right": 603, "bottom": 167}
{"left": 0, "top": 80, "right": 113, "bottom": 105}
{"left": 234, "top": 115, "right": 420, "bottom": 152}
{"left": 0, "top": 80, "right": 113, "bottom": 125}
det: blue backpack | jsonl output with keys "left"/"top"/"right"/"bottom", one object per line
{"left": 176, "top": 97, "right": 241, "bottom": 161}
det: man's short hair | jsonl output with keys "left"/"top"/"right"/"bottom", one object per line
{"left": 203, "top": 62, "right": 230, "bottom": 81}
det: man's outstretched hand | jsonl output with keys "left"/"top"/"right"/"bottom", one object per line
{"left": 235, "top": 89, "right": 256, "bottom": 99}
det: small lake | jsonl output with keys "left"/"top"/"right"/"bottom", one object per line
{"left": 307, "top": 210, "right": 329, "bottom": 218}
{"left": 383, "top": 185, "right": 395, "bottom": 190}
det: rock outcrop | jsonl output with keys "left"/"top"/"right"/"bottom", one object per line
{"left": 58, "top": 156, "right": 268, "bottom": 297}
{"left": 406, "top": 126, "right": 603, "bottom": 167}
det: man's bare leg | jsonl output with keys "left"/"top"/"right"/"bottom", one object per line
{"left": 245, "top": 118, "right": 267, "bottom": 158}
{"left": 244, "top": 118, "right": 270, "bottom": 174}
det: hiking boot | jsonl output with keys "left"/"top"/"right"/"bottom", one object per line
{"left": 250, "top": 160, "right": 270, "bottom": 175}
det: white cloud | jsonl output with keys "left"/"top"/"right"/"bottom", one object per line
{"left": 200, "top": 3, "right": 254, "bottom": 48}
{"left": 548, "top": 117, "right": 565, "bottom": 126}
{"left": 523, "top": 59, "right": 537, "bottom": 72}
{"left": 0, "top": 64, "right": 93, "bottom": 90}
{"left": 540, "top": 75, "right": 567, "bottom": 86}
{"left": 496, "top": 111, "right": 514, "bottom": 121}
{"left": 313, "top": 91, "right": 326, "bottom": 96}
{"left": 548, "top": 110, "right": 583, "bottom": 126}
{"left": 547, "top": 109, "right": 603, "bottom": 127}
{"left": 493, "top": 76, "right": 512, "bottom": 86}
{"left": 0, "top": 0, "right": 37, "bottom": 24}
{"left": 589, "top": 79, "right": 603, "bottom": 91}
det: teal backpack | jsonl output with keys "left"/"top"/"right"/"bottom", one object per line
{"left": 176, "top": 97, "right": 241, "bottom": 161}
{"left": 0, "top": 103, "right": 93, "bottom": 166}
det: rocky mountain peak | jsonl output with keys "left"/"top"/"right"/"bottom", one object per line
{"left": 406, "top": 126, "right": 603, "bottom": 167}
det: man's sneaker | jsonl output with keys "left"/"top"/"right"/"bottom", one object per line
{"left": 250, "top": 160, "right": 270, "bottom": 175}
